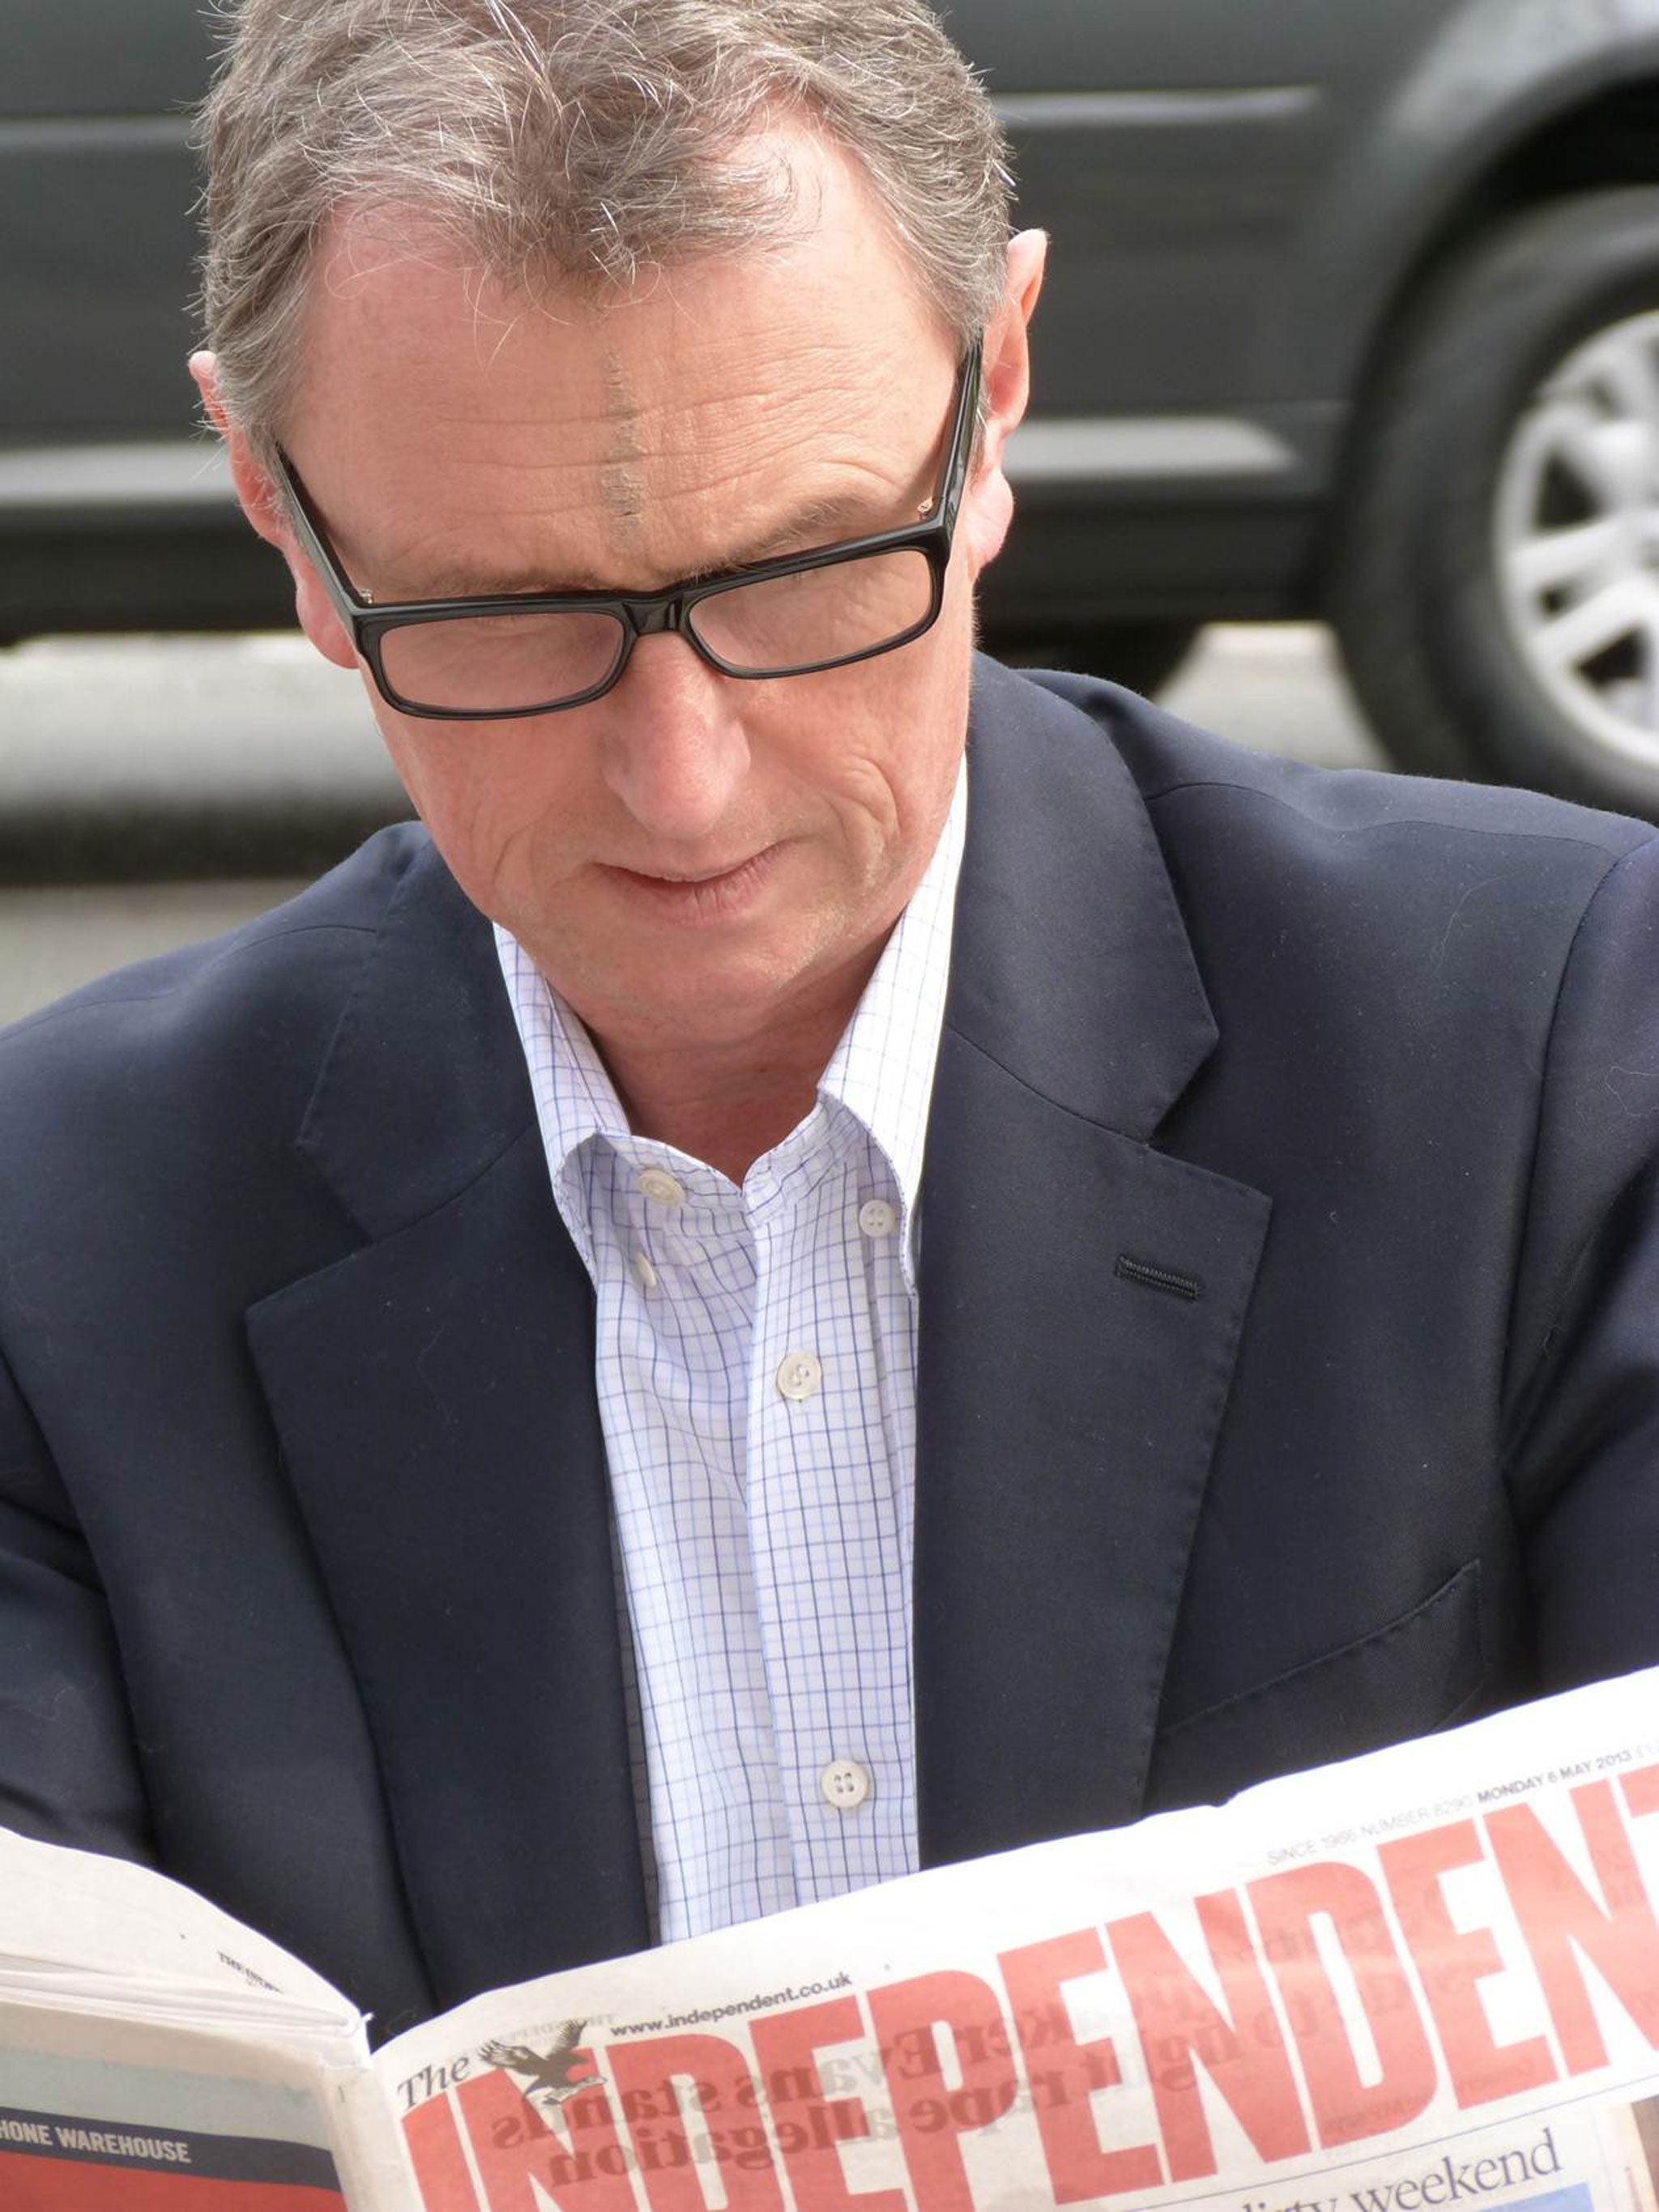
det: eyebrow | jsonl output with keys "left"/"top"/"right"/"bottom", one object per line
{"left": 379, "top": 488, "right": 899, "bottom": 603}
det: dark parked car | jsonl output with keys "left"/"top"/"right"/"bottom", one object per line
{"left": 6, "top": 1, "right": 1659, "bottom": 814}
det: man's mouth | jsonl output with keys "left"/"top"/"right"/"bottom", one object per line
{"left": 598, "top": 845, "right": 783, "bottom": 916}
{"left": 633, "top": 862, "right": 754, "bottom": 884}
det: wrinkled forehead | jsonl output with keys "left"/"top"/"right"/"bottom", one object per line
{"left": 281, "top": 127, "right": 957, "bottom": 590}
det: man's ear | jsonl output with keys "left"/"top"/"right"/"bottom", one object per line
{"left": 957, "top": 228, "right": 1047, "bottom": 580}
{"left": 189, "top": 351, "right": 358, "bottom": 672}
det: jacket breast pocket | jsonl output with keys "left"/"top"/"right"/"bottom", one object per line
{"left": 1148, "top": 1561, "right": 1487, "bottom": 1812}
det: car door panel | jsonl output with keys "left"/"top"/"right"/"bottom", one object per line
{"left": 2, "top": 1, "right": 210, "bottom": 443}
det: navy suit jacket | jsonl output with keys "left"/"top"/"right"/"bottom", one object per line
{"left": 2, "top": 659, "right": 1658, "bottom": 2044}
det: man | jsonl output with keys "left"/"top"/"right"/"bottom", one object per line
{"left": 2, "top": 0, "right": 1657, "bottom": 2047}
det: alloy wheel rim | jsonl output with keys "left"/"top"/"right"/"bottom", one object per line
{"left": 1495, "top": 305, "right": 1659, "bottom": 771}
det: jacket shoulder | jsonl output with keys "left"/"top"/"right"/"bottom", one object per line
{"left": 0, "top": 825, "right": 446, "bottom": 1221}
{"left": 0, "top": 825, "right": 431, "bottom": 1088}
{"left": 1015, "top": 663, "right": 1655, "bottom": 869}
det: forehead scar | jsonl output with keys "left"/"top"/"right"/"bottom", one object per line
{"left": 599, "top": 350, "right": 649, "bottom": 549}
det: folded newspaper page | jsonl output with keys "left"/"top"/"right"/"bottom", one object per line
{"left": 4, "top": 1664, "right": 1659, "bottom": 2212}
{"left": 0, "top": 1829, "right": 405, "bottom": 2208}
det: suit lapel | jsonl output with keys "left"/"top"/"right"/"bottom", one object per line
{"left": 915, "top": 663, "right": 1272, "bottom": 1864}
{"left": 247, "top": 846, "right": 649, "bottom": 2010}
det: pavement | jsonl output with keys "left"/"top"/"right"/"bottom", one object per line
{"left": 0, "top": 623, "right": 1387, "bottom": 1025}
{"left": 1165, "top": 623, "right": 1383, "bottom": 769}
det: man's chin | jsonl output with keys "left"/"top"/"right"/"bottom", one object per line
{"left": 553, "top": 912, "right": 864, "bottom": 1046}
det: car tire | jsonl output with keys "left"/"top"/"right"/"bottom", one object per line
{"left": 1328, "top": 187, "right": 1659, "bottom": 819}
{"left": 995, "top": 620, "right": 1199, "bottom": 700}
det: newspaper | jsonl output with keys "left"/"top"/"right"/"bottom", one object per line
{"left": 3, "top": 1665, "right": 1659, "bottom": 2212}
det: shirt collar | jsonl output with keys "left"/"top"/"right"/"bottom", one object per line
{"left": 493, "top": 931, "right": 626, "bottom": 1278}
{"left": 495, "top": 753, "right": 967, "bottom": 1276}
{"left": 817, "top": 757, "right": 966, "bottom": 1276}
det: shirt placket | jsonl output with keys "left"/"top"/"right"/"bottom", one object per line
{"left": 606, "top": 1149, "right": 794, "bottom": 1937}
{"left": 743, "top": 1115, "right": 915, "bottom": 1907}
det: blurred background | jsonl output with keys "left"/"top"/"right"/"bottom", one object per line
{"left": 6, "top": 0, "right": 1659, "bottom": 1022}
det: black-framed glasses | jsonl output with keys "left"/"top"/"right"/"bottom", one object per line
{"left": 272, "top": 339, "right": 983, "bottom": 721}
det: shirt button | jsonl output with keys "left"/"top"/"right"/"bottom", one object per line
{"left": 859, "top": 1199, "right": 898, "bottom": 1238}
{"left": 775, "top": 1351, "right": 823, "bottom": 1402}
{"left": 636, "top": 1168, "right": 685, "bottom": 1208}
{"left": 821, "top": 1758, "right": 872, "bottom": 1813}
{"left": 632, "top": 1251, "right": 659, "bottom": 1294}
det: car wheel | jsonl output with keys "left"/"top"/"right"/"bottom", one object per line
{"left": 1329, "top": 187, "right": 1659, "bottom": 818}
{"left": 995, "top": 621, "right": 1199, "bottom": 699}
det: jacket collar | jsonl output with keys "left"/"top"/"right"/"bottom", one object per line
{"left": 292, "top": 840, "right": 535, "bottom": 1240}
{"left": 949, "top": 655, "right": 1220, "bottom": 1132}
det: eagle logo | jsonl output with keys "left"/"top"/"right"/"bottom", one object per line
{"left": 480, "top": 2022, "right": 597, "bottom": 2110}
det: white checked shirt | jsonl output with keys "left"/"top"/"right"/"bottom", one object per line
{"left": 496, "top": 765, "right": 966, "bottom": 1943}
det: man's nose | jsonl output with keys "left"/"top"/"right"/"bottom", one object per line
{"left": 598, "top": 633, "right": 752, "bottom": 840}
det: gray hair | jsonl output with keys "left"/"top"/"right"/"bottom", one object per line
{"left": 196, "top": 0, "right": 1013, "bottom": 467}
